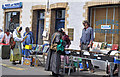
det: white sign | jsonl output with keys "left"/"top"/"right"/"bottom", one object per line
{"left": 46, "top": 18, "right": 49, "bottom": 22}
{"left": 46, "top": 22, "right": 49, "bottom": 28}
{"left": 101, "top": 25, "right": 111, "bottom": 29}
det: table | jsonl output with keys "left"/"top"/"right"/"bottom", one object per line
{"left": 64, "top": 49, "right": 120, "bottom": 77}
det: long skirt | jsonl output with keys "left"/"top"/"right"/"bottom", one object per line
{"left": 10, "top": 42, "right": 22, "bottom": 62}
{"left": 45, "top": 49, "right": 61, "bottom": 74}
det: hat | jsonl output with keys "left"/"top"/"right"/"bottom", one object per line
{"left": 57, "top": 28, "right": 63, "bottom": 32}
{"left": 16, "top": 27, "right": 22, "bottom": 32}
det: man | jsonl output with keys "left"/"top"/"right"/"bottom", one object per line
{"left": 0, "top": 27, "right": 4, "bottom": 43}
{"left": 45, "top": 28, "right": 63, "bottom": 76}
{"left": 23, "top": 27, "right": 34, "bottom": 57}
{"left": 80, "top": 20, "right": 94, "bottom": 73}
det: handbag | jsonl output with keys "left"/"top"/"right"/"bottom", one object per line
{"left": 50, "top": 33, "right": 57, "bottom": 51}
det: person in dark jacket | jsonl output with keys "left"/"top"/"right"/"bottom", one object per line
{"left": 45, "top": 28, "right": 63, "bottom": 76}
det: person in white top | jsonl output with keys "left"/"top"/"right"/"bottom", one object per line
{"left": 10, "top": 27, "right": 26, "bottom": 64}
{"left": 0, "top": 27, "right": 4, "bottom": 43}
{"left": 2, "top": 29, "right": 12, "bottom": 44}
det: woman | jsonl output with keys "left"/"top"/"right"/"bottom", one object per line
{"left": 45, "top": 28, "right": 65, "bottom": 76}
{"left": 23, "top": 27, "right": 34, "bottom": 58}
{"left": 2, "top": 29, "right": 12, "bottom": 44}
{"left": 10, "top": 27, "right": 25, "bottom": 64}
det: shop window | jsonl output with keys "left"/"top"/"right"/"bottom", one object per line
{"left": 5, "top": 11, "right": 20, "bottom": 33}
{"left": 68, "top": 28, "right": 74, "bottom": 41}
{"left": 55, "top": 9, "right": 65, "bottom": 31}
{"left": 89, "top": 6, "right": 119, "bottom": 44}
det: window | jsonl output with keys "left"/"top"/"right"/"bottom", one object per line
{"left": 39, "top": 11, "right": 45, "bottom": 19}
{"left": 57, "top": 10, "right": 65, "bottom": 19}
{"left": 55, "top": 9, "right": 65, "bottom": 31}
{"left": 5, "top": 11, "right": 20, "bottom": 33}
{"left": 68, "top": 28, "right": 74, "bottom": 41}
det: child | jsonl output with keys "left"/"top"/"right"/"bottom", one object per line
{"left": 9, "top": 37, "right": 16, "bottom": 49}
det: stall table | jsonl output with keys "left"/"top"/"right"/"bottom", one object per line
{"left": 64, "top": 49, "right": 120, "bottom": 77}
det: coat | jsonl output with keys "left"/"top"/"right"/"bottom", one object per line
{"left": 45, "top": 32, "right": 62, "bottom": 74}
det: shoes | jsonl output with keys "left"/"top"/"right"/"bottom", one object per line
{"left": 80, "top": 69, "right": 88, "bottom": 71}
{"left": 90, "top": 69, "right": 95, "bottom": 73}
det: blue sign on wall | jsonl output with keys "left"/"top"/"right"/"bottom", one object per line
{"left": 96, "top": 19, "right": 119, "bottom": 26}
{"left": 2, "top": 2, "right": 22, "bottom": 9}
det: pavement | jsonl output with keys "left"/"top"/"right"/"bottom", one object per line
{"left": 0, "top": 59, "right": 110, "bottom": 77}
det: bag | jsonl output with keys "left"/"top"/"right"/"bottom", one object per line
{"left": 57, "top": 39, "right": 66, "bottom": 55}
{"left": 50, "top": 33, "right": 57, "bottom": 51}
{"left": 25, "top": 45, "right": 32, "bottom": 50}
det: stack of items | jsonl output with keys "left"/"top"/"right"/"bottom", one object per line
{"left": 91, "top": 42, "right": 113, "bottom": 54}
{"left": 21, "top": 57, "right": 32, "bottom": 66}
{"left": 21, "top": 56, "right": 39, "bottom": 66}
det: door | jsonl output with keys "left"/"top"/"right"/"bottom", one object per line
{"left": 37, "top": 11, "right": 45, "bottom": 45}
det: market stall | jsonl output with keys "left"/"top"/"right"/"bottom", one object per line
{"left": 64, "top": 49, "right": 120, "bottom": 77}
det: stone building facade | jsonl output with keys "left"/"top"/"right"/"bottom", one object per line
{"left": 0, "top": 0, "right": 120, "bottom": 49}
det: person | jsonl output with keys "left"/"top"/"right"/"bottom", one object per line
{"left": 61, "top": 31, "right": 71, "bottom": 65}
{"left": 0, "top": 27, "right": 4, "bottom": 43}
{"left": 23, "top": 27, "right": 34, "bottom": 58}
{"left": 45, "top": 28, "right": 64, "bottom": 77}
{"left": 62, "top": 31, "right": 71, "bottom": 48}
{"left": 1, "top": 29, "right": 12, "bottom": 44}
{"left": 10, "top": 27, "right": 25, "bottom": 64}
{"left": 9, "top": 37, "right": 16, "bottom": 50}
{"left": 79, "top": 20, "right": 94, "bottom": 73}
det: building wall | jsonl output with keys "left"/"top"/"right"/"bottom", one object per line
{"left": 1, "top": 0, "right": 120, "bottom": 49}
{"left": 0, "top": 1, "right": 4, "bottom": 30}
{"left": 67, "top": 2, "right": 88, "bottom": 49}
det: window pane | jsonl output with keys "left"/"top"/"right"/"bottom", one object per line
{"left": 5, "top": 11, "right": 20, "bottom": 33}
{"left": 40, "top": 11, "right": 45, "bottom": 19}
{"left": 57, "top": 10, "right": 65, "bottom": 19}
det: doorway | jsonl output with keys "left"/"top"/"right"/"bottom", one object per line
{"left": 37, "top": 10, "right": 45, "bottom": 45}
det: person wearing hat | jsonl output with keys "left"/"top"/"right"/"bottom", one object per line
{"left": 80, "top": 20, "right": 94, "bottom": 73}
{"left": 0, "top": 27, "right": 4, "bottom": 43}
{"left": 45, "top": 28, "right": 65, "bottom": 76}
{"left": 10, "top": 27, "right": 26, "bottom": 64}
